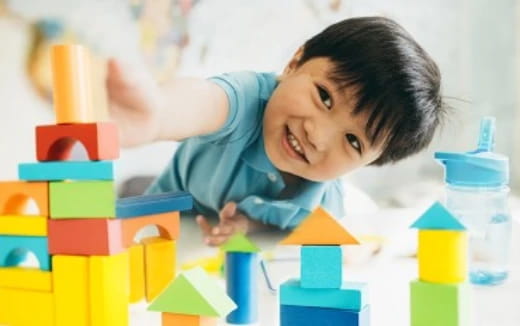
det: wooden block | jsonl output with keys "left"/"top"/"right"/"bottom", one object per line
{"left": 410, "top": 279, "right": 472, "bottom": 326}
{"left": 53, "top": 255, "right": 89, "bottom": 326}
{"left": 121, "top": 211, "right": 180, "bottom": 247}
{"left": 129, "top": 244, "right": 146, "bottom": 303}
{"left": 280, "top": 304, "right": 370, "bottom": 326}
{"left": 162, "top": 313, "right": 217, "bottom": 326}
{"left": 116, "top": 191, "right": 193, "bottom": 218}
{"left": 49, "top": 218, "right": 124, "bottom": 255}
{"left": 36, "top": 122, "right": 119, "bottom": 161}
{"left": 0, "top": 267, "right": 52, "bottom": 292}
{"left": 0, "top": 181, "right": 49, "bottom": 216}
{"left": 19, "top": 160, "right": 114, "bottom": 181}
{"left": 0, "top": 287, "right": 55, "bottom": 326}
{"left": 0, "top": 215, "right": 47, "bottom": 236}
{"left": 280, "top": 206, "right": 359, "bottom": 245}
{"left": 226, "top": 252, "right": 258, "bottom": 324}
{"left": 51, "top": 44, "right": 94, "bottom": 124}
{"left": 301, "top": 245, "right": 342, "bottom": 288}
{"left": 0, "top": 235, "right": 51, "bottom": 270}
{"left": 411, "top": 202, "right": 466, "bottom": 230}
{"left": 280, "top": 279, "right": 368, "bottom": 311}
{"left": 142, "top": 237, "right": 176, "bottom": 302}
{"left": 49, "top": 181, "right": 115, "bottom": 218}
{"left": 418, "top": 230, "right": 467, "bottom": 283}
{"left": 221, "top": 233, "right": 260, "bottom": 253}
{"left": 89, "top": 252, "right": 130, "bottom": 326}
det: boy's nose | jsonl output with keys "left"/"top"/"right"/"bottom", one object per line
{"left": 303, "top": 118, "right": 336, "bottom": 152}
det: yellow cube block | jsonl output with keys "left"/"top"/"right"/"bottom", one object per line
{"left": 142, "top": 237, "right": 176, "bottom": 302}
{"left": 418, "top": 230, "right": 468, "bottom": 283}
{"left": 0, "top": 267, "right": 52, "bottom": 292}
{"left": 53, "top": 255, "right": 89, "bottom": 326}
{"left": 129, "top": 244, "right": 145, "bottom": 303}
{"left": 0, "top": 215, "right": 47, "bottom": 236}
{"left": 0, "top": 287, "right": 54, "bottom": 326}
{"left": 89, "top": 251, "right": 129, "bottom": 326}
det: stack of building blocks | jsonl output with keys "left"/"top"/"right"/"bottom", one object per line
{"left": 221, "top": 233, "right": 261, "bottom": 324}
{"left": 409, "top": 202, "right": 473, "bottom": 326}
{"left": 0, "top": 43, "right": 193, "bottom": 326}
{"left": 278, "top": 207, "right": 370, "bottom": 326}
{"left": 148, "top": 267, "right": 236, "bottom": 326}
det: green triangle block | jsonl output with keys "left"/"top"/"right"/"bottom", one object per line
{"left": 410, "top": 202, "right": 466, "bottom": 230}
{"left": 220, "top": 233, "right": 260, "bottom": 253}
{"left": 148, "top": 267, "right": 236, "bottom": 317}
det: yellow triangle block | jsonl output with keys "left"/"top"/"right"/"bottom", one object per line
{"left": 280, "top": 207, "right": 359, "bottom": 245}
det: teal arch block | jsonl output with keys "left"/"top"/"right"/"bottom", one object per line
{"left": 0, "top": 235, "right": 51, "bottom": 270}
{"left": 280, "top": 279, "right": 368, "bottom": 311}
{"left": 19, "top": 161, "right": 114, "bottom": 181}
{"left": 301, "top": 245, "right": 342, "bottom": 288}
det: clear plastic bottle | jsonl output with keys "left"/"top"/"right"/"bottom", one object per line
{"left": 435, "top": 117, "right": 512, "bottom": 285}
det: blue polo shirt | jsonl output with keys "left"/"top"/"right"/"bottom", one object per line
{"left": 145, "top": 71, "right": 345, "bottom": 229}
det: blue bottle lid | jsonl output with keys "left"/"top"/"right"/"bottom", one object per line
{"left": 434, "top": 117, "right": 509, "bottom": 187}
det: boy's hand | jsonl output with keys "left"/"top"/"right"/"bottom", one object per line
{"left": 106, "top": 59, "right": 162, "bottom": 147}
{"left": 196, "top": 202, "right": 250, "bottom": 247}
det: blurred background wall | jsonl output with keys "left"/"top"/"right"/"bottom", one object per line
{"left": 0, "top": 0, "right": 518, "bottom": 207}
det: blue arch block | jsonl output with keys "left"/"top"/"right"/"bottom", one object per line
{"left": 0, "top": 235, "right": 51, "bottom": 270}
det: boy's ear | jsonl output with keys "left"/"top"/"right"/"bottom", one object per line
{"left": 282, "top": 46, "right": 304, "bottom": 77}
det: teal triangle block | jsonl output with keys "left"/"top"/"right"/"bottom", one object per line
{"left": 410, "top": 202, "right": 466, "bottom": 230}
{"left": 148, "top": 267, "right": 236, "bottom": 317}
{"left": 221, "top": 233, "right": 260, "bottom": 253}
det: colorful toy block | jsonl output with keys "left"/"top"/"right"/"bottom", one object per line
{"left": 142, "top": 236, "right": 176, "bottom": 302}
{"left": 49, "top": 180, "right": 115, "bottom": 218}
{"left": 280, "top": 206, "right": 359, "bottom": 245}
{"left": 0, "top": 235, "right": 51, "bottom": 270}
{"left": 0, "top": 181, "right": 49, "bottom": 216}
{"left": 121, "top": 211, "right": 180, "bottom": 248}
{"left": 51, "top": 44, "right": 94, "bottom": 124}
{"left": 162, "top": 313, "right": 217, "bottom": 326}
{"left": 410, "top": 279, "right": 472, "bottom": 326}
{"left": 53, "top": 255, "right": 89, "bottom": 326}
{"left": 418, "top": 230, "right": 468, "bottom": 283}
{"left": 280, "top": 304, "right": 370, "bottom": 326}
{"left": 89, "top": 252, "right": 130, "bottom": 326}
{"left": 129, "top": 244, "right": 146, "bottom": 303}
{"left": 301, "top": 245, "right": 342, "bottom": 289}
{"left": 48, "top": 218, "right": 124, "bottom": 255}
{"left": 225, "top": 252, "right": 258, "bottom": 324}
{"left": 116, "top": 191, "right": 193, "bottom": 218}
{"left": 0, "top": 215, "right": 47, "bottom": 236}
{"left": 280, "top": 279, "right": 368, "bottom": 311}
{"left": 221, "top": 233, "right": 260, "bottom": 253}
{"left": 0, "top": 267, "right": 52, "bottom": 292}
{"left": 36, "top": 122, "right": 119, "bottom": 161}
{"left": 148, "top": 267, "right": 236, "bottom": 318}
{"left": 411, "top": 202, "right": 466, "bottom": 230}
{"left": 0, "top": 287, "right": 55, "bottom": 326}
{"left": 19, "top": 160, "right": 114, "bottom": 181}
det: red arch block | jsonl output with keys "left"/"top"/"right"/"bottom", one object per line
{"left": 36, "top": 122, "right": 119, "bottom": 161}
{"left": 121, "top": 211, "right": 180, "bottom": 248}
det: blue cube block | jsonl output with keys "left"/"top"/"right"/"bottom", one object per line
{"left": 116, "top": 191, "right": 193, "bottom": 218}
{"left": 280, "top": 279, "right": 368, "bottom": 311}
{"left": 301, "top": 245, "right": 342, "bottom": 288}
{"left": 19, "top": 161, "right": 114, "bottom": 181}
{"left": 280, "top": 304, "right": 370, "bottom": 326}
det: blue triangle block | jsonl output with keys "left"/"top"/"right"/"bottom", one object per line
{"left": 410, "top": 202, "right": 466, "bottom": 230}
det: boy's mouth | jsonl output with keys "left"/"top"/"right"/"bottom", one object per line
{"left": 283, "top": 126, "right": 309, "bottom": 163}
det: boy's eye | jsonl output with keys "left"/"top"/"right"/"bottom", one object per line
{"left": 346, "top": 134, "right": 362, "bottom": 154}
{"left": 317, "top": 85, "right": 332, "bottom": 109}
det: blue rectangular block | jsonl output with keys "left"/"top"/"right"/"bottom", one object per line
{"left": 280, "top": 279, "right": 368, "bottom": 311}
{"left": 280, "top": 304, "right": 370, "bottom": 326}
{"left": 116, "top": 191, "right": 193, "bottom": 218}
{"left": 19, "top": 161, "right": 114, "bottom": 181}
{"left": 0, "top": 235, "right": 51, "bottom": 271}
{"left": 301, "top": 245, "right": 342, "bottom": 288}
{"left": 226, "top": 252, "right": 258, "bottom": 324}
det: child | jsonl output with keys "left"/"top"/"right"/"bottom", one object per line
{"left": 107, "top": 16, "right": 445, "bottom": 246}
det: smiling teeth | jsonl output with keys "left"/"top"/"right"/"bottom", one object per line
{"left": 287, "top": 133, "right": 304, "bottom": 155}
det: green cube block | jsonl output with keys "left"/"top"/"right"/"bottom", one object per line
{"left": 410, "top": 279, "right": 472, "bottom": 326}
{"left": 50, "top": 181, "right": 115, "bottom": 218}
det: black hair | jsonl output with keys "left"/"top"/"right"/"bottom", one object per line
{"left": 299, "top": 16, "right": 446, "bottom": 165}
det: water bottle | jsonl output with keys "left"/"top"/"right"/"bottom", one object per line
{"left": 435, "top": 117, "right": 512, "bottom": 285}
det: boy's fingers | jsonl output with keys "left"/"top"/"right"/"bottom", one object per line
{"left": 211, "top": 224, "right": 234, "bottom": 236}
{"left": 205, "top": 235, "right": 230, "bottom": 247}
{"left": 219, "top": 202, "right": 237, "bottom": 221}
{"left": 196, "top": 215, "right": 213, "bottom": 236}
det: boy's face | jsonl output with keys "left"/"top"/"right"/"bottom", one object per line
{"left": 263, "top": 53, "right": 384, "bottom": 182}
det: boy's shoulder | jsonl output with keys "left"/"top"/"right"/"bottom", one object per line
{"left": 209, "top": 71, "right": 278, "bottom": 100}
